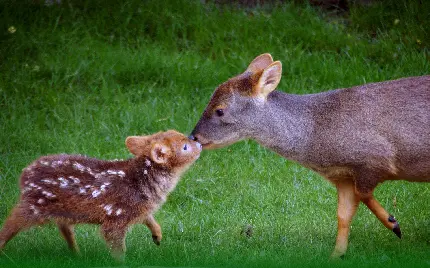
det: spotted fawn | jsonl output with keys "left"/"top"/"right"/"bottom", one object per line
{"left": 0, "top": 130, "right": 202, "bottom": 261}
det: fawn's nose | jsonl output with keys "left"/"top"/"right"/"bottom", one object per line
{"left": 188, "top": 134, "right": 198, "bottom": 142}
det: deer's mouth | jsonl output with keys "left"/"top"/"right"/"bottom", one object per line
{"left": 200, "top": 142, "right": 216, "bottom": 149}
{"left": 201, "top": 141, "right": 236, "bottom": 150}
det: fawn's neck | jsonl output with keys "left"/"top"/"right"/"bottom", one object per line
{"left": 126, "top": 157, "right": 178, "bottom": 203}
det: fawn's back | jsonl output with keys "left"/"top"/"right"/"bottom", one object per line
{"left": 20, "top": 154, "right": 133, "bottom": 223}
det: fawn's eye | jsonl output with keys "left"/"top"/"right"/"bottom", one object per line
{"left": 183, "top": 144, "right": 188, "bottom": 151}
{"left": 215, "top": 109, "right": 224, "bottom": 117}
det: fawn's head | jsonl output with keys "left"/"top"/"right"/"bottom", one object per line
{"left": 126, "top": 130, "right": 202, "bottom": 169}
{"left": 190, "top": 53, "right": 282, "bottom": 149}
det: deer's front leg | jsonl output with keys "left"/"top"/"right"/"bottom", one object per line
{"left": 143, "top": 214, "right": 162, "bottom": 245}
{"left": 331, "top": 180, "right": 360, "bottom": 259}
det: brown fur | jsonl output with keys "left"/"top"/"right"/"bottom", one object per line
{"left": 0, "top": 130, "right": 201, "bottom": 261}
{"left": 190, "top": 53, "right": 430, "bottom": 258}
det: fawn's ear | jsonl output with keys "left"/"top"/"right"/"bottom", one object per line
{"left": 126, "top": 136, "right": 149, "bottom": 156}
{"left": 254, "top": 61, "right": 282, "bottom": 98}
{"left": 150, "top": 143, "right": 171, "bottom": 164}
{"left": 246, "top": 53, "right": 273, "bottom": 73}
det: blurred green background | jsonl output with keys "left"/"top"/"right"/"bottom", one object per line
{"left": 0, "top": 0, "right": 429, "bottom": 267}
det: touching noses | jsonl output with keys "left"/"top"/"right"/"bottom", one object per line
{"left": 188, "top": 134, "right": 198, "bottom": 142}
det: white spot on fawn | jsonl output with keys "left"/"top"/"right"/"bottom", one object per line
{"left": 79, "top": 187, "right": 86, "bottom": 194}
{"left": 68, "top": 176, "right": 80, "bottom": 184}
{"left": 115, "top": 208, "right": 123, "bottom": 216}
{"left": 29, "top": 205, "right": 39, "bottom": 215}
{"left": 51, "top": 160, "right": 63, "bottom": 168}
{"left": 145, "top": 159, "right": 151, "bottom": 167}
{"left": 29, "top": 183, "right": 42, "bottom": 190}
{"left": 21, "top": 187, "right": 31, "bottom": 194}
{"left": 144, "top": 169, "right": 148, "bottom": 175}
{"left": 106, "top": 170, "right": 126, "bottom": 177}
{"left": 42, "top": 190, "right": 56, "bottom": 198}
{"left": 41, "top": 179, "right": 57, "bottom": 185}
{"left": 58, "top": 177, "right": 68, "bottom": 188}
{"left": 40, "top": 161, "right": 50, "bottom": 166}
{"left": 103, "top": 204, "right": 113, "bottom": 215}
{"left": 92, "top": 189, "right": 101, "bottom": 198}
{"left": 37, "top": 198, "right": 45, "bottom": 204}
{"left": 73, "top": 162, "right": 86, "bottom": 172}
{"left": 95, "top": 170, "right": 125, "bottom": 179}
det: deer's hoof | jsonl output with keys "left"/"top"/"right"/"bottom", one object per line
{"left": 388, "top": 215, "right": 402, "bottom": 238}
{"left": 392, "top": 223, "right": 402, "bottom": 238}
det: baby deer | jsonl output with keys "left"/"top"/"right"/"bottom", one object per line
{"left": 0, "top": 130, "right": 201, "bottom": 261}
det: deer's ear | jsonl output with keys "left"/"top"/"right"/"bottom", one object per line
{"left": 150, "top": 143, "right": 171, "bottom": 164}
{"left": 254, "top": 61, "right": 282, "bottom": 98}
{"left": 246, "top": 53, "right": 273, "bottom": 73}
{"left": 126, "top": 136, "right": 149, "bottom": 156}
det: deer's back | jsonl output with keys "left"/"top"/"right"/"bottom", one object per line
{"left": 303, "top": 75, "right": 430, "bottom": 180}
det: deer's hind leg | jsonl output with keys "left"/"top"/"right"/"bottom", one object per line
{"left": 354, "top": 169, "right": 402, "bottom": 239}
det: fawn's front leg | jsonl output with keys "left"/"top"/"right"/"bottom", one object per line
{"left": 101, "top": 222, "right": 128, "bottom": 262}
{"left": 331, "top": 180, "right": 360, "bottom": 259}
{"left": 143, "top": 214, "right": 162, "bottom": 245}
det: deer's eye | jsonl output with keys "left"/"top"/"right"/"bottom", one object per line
{"left": 215, "top": 109, "right": 224, "bottom": 117}
{"left": 183, "top": 144, "right": 188, "bottom": 151}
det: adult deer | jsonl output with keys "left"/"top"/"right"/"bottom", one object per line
{"left": 189, "top": 53, "right": 430, "bottom": 258}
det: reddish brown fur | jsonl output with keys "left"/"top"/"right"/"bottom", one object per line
{"left": 0, "top": 130, "right": 201, "bottom": 261}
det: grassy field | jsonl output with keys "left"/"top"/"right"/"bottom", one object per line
{"left": 0, "top": 0, "right": 429, "bottom": 267}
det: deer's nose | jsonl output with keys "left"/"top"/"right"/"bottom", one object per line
{"left": 188, "top": 134, "right": 198, "bottom": 142}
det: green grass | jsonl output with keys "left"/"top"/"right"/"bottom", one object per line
{"left": 0, "top": 0, "right": 429, "bottom": 267}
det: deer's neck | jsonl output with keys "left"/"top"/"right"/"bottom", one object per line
{"left": 251, "top": 91, "right": 314, "bottom": 162}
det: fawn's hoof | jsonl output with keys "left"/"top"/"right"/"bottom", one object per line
{"left": 152, "top": 235, "right": 161, "bottom": 246}
{"left": 111, "top": 251, "right": 125, "bottom": 263}
{"left": 330, "top": 248, "right": 346, "bottom": 261}
{"left": 330, "top": 252, "right": 345, "bottom": 261}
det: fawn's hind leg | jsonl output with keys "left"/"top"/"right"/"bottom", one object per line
{"left": 0, "top": 205, "right": 40, "bottom": 250}
{"left": 101, "top": 222, "right": 128, "bottom": 262}
{"left": 57, "top": 222, "right": 79, "bottom": 253}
